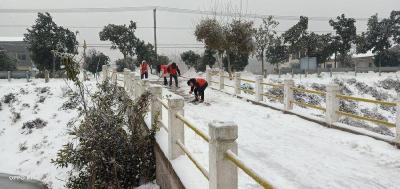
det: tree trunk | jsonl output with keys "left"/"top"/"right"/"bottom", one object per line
{"left": 261, "top": 50, "right": 265, "bottom": 78}
{"left": 227, "top": 52, "right": 233, "bottom": 79}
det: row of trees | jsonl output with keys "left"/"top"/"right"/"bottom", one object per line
{"left": 23, "top": 13, "right": 164, "bottom": 74}
{"left": 180, "top": 49, "right": 216, "bottom": 72}
{"left": 190, "top": 10, "right": 400, "bottom": 76}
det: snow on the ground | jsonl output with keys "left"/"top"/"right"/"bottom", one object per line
{"left": 157, "top": 73, "right": 400, "bottom": 189}
{"left": 0, "top": 77, "right": 159, "bottom": 189}
{"left": 202, "top": 70, "right": 400, "bottom": 137}
{"left": 0, "top": 78, "right": 81, "bottom": 188}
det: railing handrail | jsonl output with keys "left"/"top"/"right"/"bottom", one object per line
{"left": 336, "top": 94, "right": 397, "bottom": 107}
{"left": 224, "top": 84, "right": 235, "bottom": 88}
{"left": 158, "top": 119, "right": 169, "bottom": 132}
{"left": 225, "top": 150, "right": 274, "bottom": 189}
{"left": 291, "top": 87, "right": 326, "bottom": 96}
{"left": 291, "top": 100, "right": 326, "bottom": 111}
{"left": 240, "top": 78, "right": 255, "bottom": 83}
{"left": 177, "top": 140, "right": 209, "bottom": 180}
{"left": 175, "top": 112, "right": 210, "bottom": 143}
{"left": 336, "top": 111, "right": 395, "bottom": 127}
{"left": 157, "top": 97, "right": 169, "bottom": 109}
{"left": 261, "top": 82, "right": 283, "bottom": 88}
{"left": 241, "top": 88, "right": 255, "bottom": 94}
{"left": 262, "top": 93, "right": 283, "bottom": 101}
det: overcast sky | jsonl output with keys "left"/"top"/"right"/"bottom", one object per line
{"left": 0, "top": 0, "right": 399, "bottom": 60}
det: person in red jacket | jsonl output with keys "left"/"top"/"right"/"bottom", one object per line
{"left": 157, "top": 64, "right": 169, "bottom": 85}
{"left": 187, "top": 78, "right": 208, "bottom": 103}
{"left": 167, "top": 62, "right": 181, "bottom": 87}
{"left": 140, "top": 60, "right": 149, "bottom": 79}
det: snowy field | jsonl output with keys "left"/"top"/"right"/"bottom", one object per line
{"left": 0, "top": 79, "right": 80, "bottom": 188}
{"left": 0, "top": 77, "right": 159, "bottom": 189}
{"left": 153, "top": 72, "right": 400, "bottom": 189}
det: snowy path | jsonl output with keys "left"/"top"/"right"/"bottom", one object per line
{"left": 160, "top": 78, "right": 400, "bottom": 189}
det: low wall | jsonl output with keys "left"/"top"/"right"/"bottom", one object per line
{"left": 279, "top": 66, "right": 400, "bottom": 75}
{"left": 154, "top": 142, "right": 185, "bottom": 189}
{"left": 0, "top": 71, "right": 37, "bottom": 79}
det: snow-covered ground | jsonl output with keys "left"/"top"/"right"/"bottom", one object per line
{"left": 0, "top": 77, "right": 159, "bottom": 189}
{"left": 204, "top": 71, "right": 400, "bottom": 137}
{"left": 0, "top": 79, "right": 80, "bottom": 188}
{"left": 154, "top": 72, "right": 400, "bottom": 189}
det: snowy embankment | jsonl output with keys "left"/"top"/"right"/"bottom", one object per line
{"left": 155, "top": 72, "right": 400, "bottom": 189}
{"left": 0, "top": 79, "right": 80, "bottom": 188}
{"left": 0, "top": 77, "right": 159, "bottom": 189}
{"left": 206, "top": 71, "right": 400, "bottom": 137}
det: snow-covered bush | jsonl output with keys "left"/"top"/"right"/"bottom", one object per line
{"left": 3, "top": 93, "right": 17, "bottom": 104}
{"left": 22, "top": 118, "right": 48, "bottom": 134}
{"left": 378, "top": 78, "right": 400, "bottom": 92}
{"left": 52, "top": 56, "right": 157, "bottom": 188}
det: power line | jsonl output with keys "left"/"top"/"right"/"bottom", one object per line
{"left": 0, "top": 6, "right": 370, "bottom": 21}
{"left": 0, "top": 24, "right": 367, "bottom": 33}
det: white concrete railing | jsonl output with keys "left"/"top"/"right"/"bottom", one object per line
{"left": 207, "top": 70, "right": 400, "bottom": 144}
{"left": 101, "top": 65, "right": 274, "bottom": 189}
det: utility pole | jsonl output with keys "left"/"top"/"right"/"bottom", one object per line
{"left": 83, "top": 40, "right": 87, "bottom": 67}
{"left": 153, "top": 8, "right": 158, "bottom": 73}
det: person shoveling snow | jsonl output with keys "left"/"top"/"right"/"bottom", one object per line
{"left": 187, "top": 78, "right": 208, "bottom": 104}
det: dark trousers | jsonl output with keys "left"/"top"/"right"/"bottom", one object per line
{"left": 194, "top": 83, "right": 208, "bottom": 100}
{"left": 163, "top": 77, "right": 168, "bottom": 85}
{"left": 141, "top": 72, "right": 148, "bottom": 79}
{"left": 169, "top": 74, "right": 178, "bottom": 87}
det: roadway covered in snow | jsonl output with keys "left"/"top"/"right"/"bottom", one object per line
{"left": 157, "top": 75, "right": 400, "bottom": 189}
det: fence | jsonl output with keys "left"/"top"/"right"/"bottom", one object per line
{"left": 208, "top": 70, "right": 400, "bottom": 143}
{"left": 278, "top": 66, "right": 400, "bottom": 77}
{"left": 102, "top": 65, "right": 275, "bottom": 189}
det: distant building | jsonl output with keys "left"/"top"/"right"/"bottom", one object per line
{"left": 0, "top": 37, "right": 32, "bottom": 71}
{"left": 352, "top": 52, "right": 375, "bottom": 68}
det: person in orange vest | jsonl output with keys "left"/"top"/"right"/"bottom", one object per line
{"left": 140, "top": 60, "right": 149, "bottom": 79}
{"left": 187, "top": 78, "right": 208, "bottom": 103}
{"left": 167, "top": 62, "right": 181, "bottom": 87}
{"left": 156, "top": 64, "right": 169, "bottom": 85}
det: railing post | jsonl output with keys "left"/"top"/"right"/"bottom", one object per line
{"left": 134, "top": 76, "right": 141, "bottom": 98}
{"left": 354, "top": 65, "right": 357, "bottom": 77}
{"left": 111, "top": 69, "right": 117, "bottom": 83}
{"left": 129, "top": 72, "right": 135, "bottom": 96}
{"left": 284, "top": 79, "right": 294, "bottom": 111}
{"left": 255, "top": 75, "right": 263, "bottom": 102}
{"left": 7, "top": 71, "right": 11, "bottom": 82}
{"left": 45, "top": 70, "right": 49, "bottom": 83}
{"left": 150, "top": 85, "right": 162, "bottom": 128}
{"left": 330, "top": 68, "right": 333, "bottom": 78}
{"left": 234, "top": 72, "right": 241, "bottom": 95}
{"left": 142, "top": 80, "right": 150, "bottom": 94}
{"left": 278, "top": 68, "right": 281, "bottom": 78}
{"left": 167, "top": 96, "right": 185, "bottom": 160}
{"left": 291, "top": 68, "right": 294, "bottom": 78}
{"left": 219, "top": 70, "right": 224, "bottom": 90}
{"left": 124, "top": 68, "right": 129, "bottom": 89}
{"left": 206, "top": 70, "right": 212, "bottom": 85}
{"left": 305, "top": 69, "right": 308, "bottom": 78}
{"left": 326, "top": 84, "right": 340, "bottom": 125}
{"left": 26, "top": 71, "right": 29, "bottom": 82}
{"left": 209, "top": 121, "right": 238, "bottom": 189}
{"left": 395, "top": 94, "right": 400, "bottom": 143}
{"left": 102, "top": 65, "right": 108, "bottom": 80}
